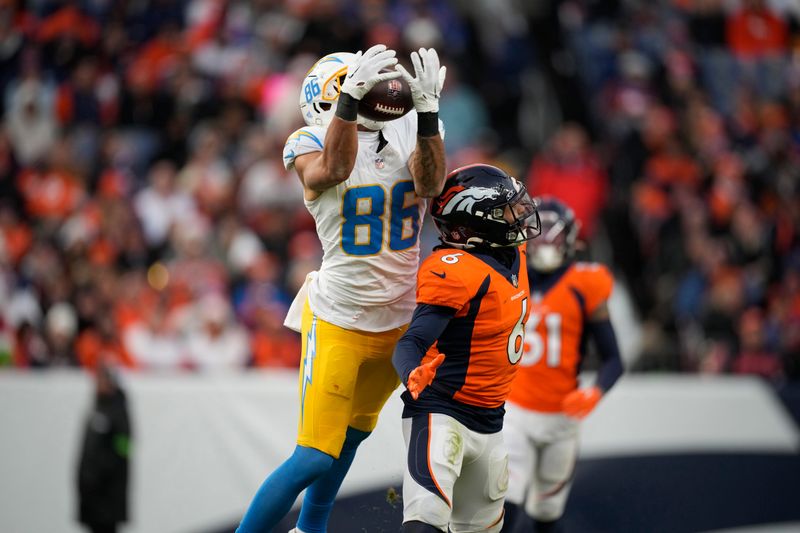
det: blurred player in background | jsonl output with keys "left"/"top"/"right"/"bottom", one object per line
{"left": 392, "top": 165, "right": 541, "bottom": 533}
{"left": 236, "top": 44, "right": 447, "bottom": 533}
{"left": 500, "top": 197, "right": 624, "bottom": 533}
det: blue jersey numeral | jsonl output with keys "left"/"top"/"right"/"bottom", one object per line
{"left": 304, "top": 79, "right": 321, "bottom": 103}
{"left": 341, "top": 180, "right": 420, "bottom": 256}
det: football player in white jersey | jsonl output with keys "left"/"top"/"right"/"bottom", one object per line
{"left": 236, "top": 44, "right": 446, "bottom": 533}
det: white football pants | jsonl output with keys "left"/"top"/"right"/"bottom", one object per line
{"left": 503, "top": 403, "right": 580, "bottom": 521}
{"left": 402, "top": 413, "right": 508, "bottom": 532}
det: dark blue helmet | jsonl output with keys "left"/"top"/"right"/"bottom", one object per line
{"left": 430, "top": 164, "right": 541, "bottom": 248}
{"left": 527, "top": 196, "right": 580, "bottom": 271}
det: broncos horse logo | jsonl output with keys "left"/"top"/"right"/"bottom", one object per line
{"left": 438, "top": 186, "right": 500, "bottom": 216}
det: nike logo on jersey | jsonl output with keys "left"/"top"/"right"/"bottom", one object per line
{"left": 431, "top": 271, "right": 446, "bottom": 279}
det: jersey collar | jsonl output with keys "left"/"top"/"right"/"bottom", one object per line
{"left": 471, "top": 247, "right": 521, "bottom": 287}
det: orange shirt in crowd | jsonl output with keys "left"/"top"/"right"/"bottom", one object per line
{"left": 527, "top": 155, "right": 608, "bottom": 239}
{"left": 17, "top": 169, "right": 84, "bottom": 219}
{"left": 37, "top": 5, "right": 100, "bottom": 46}
{"left": 1, "top": 222, "right": 32, "bottom": 265}
{"left": 727, "top": 6, "right": 788, "bottom": 58}
{"left": 251, "top": 331, "right": 300, "bottom": 368}
{"left": 75, "top": 329, "right": 136, "bottom": 370}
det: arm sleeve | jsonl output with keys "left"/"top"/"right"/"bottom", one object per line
{"left": 587, "top": 319, "right": 624, "bottom": 392}
{"left": 392, "top": 304, "right": 456, "bottom": 385}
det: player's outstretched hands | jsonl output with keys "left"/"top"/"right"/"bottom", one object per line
{"left": 340, "top": 44, "right": 401, "bottom": 101}
{"left": 396, "top": 48, "right": 446, "bottom": 113}
{"left": 562, "top": 386, "right": 602, "bottom": 419}
{"left": 407, "top": 353, "right": 445, "bottom": 400}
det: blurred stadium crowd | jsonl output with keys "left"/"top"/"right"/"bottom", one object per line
{"left": 0, "top": 0, "right": 798, "bottom": 381}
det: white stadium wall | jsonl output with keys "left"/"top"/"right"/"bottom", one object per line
{"left": 0, "top": 371, "right": 798, "bottom": 533}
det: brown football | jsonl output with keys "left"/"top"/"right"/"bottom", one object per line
{"left": 358, "top": 70, "right": 414, "bottom": 123}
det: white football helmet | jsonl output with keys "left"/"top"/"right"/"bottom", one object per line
{"left": 299, "top": 52, "right": 385, "bottom": 130}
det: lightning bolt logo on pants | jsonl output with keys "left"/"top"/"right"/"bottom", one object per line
{"left": 301, "top": 316, "right": 317, "bottom": 424}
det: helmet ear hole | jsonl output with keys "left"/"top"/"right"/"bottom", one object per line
{"left": 318, "top": 103, "right": 332, "bottom": 111}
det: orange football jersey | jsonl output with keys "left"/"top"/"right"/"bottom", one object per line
{"left": 507, "top": 262, "right": 613, "bottom": 413}
{"left": 416, "top": 247, "right": 530, "bottom": 409}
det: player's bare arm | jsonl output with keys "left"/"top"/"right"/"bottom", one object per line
{"left": 293, "top": 116, "right": 358, "bottom": 200}
{"left": 409, "top": 132, "right": 446, "bottom": 198}
{"left": 397, "top": 48, "right": 448, "bottom": 197}
{"left": 295, "top": 44, "right": 401, "bottom": 200}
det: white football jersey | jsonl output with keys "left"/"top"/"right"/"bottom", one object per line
{"left": 283, "top": 111, "right": 443, "bottom": 332}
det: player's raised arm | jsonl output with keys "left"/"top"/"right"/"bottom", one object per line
{"left": 296, "top": 45, "right": 401, "bottom": 195}
{"left": 397, "top": 48, "right": 447, "bottom": 198}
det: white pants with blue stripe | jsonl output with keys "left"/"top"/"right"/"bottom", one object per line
{"left": 402, "top": 413, "right": 508, "bottom": 532}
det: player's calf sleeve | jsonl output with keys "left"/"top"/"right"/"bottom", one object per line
{"left": 500, "top": 501, "right": 523, "bottom": 533}
{"left": 296, "top": 427, "right": 371, "bottom": 533}
{"left": 402, "top": 520, "right": 444, "bottom": 532}
{"left": 236, "top": 445, "right": 334, "bottom": 533}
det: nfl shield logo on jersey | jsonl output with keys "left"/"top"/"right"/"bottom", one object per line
{"left": 375, "top": 157, "right": 385, "bottom": 169}
{"left": 511, "top": 274, "right": 518, "bottom": 287}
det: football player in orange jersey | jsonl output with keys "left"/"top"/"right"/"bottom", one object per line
{"left": 392, "top": 164, "right": 541, "bottom": 533}
{"left": 500, "top": 197, "right": 624, "bottom": 533}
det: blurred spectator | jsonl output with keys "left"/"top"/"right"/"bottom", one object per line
{"left": 178, "top": 124, "right": 234, "bottom": 218}
{"left": 0, "top": 204, "right": 32, "bottom": 266}
{"left": 238, "top": 150, "right": 303, "bottom": 214}
{"left": 133, "top": 159, "right": 196, "bottom": 252}
{"left": 526, "top": 124, "right": 608, "bottom": 239}
{"left": 727, "top": 0, "right": 789, "bottom": 99}
{"left": 5, "top": 75, "right": 57, "bottom": 166}
{"left": 13, "top": 321, "right": 48, "bottom": 368}
{"left": 727, "top": 0, "right": 788, "bottom": 59}
{"left": 438, "top": 65, "right": 490, "bottom": 154}
{"left": 122, "top": 301, "right": 184, "bottom": 371}
{"left": 732, "top": 308, "right": 783, "bottom": 380}
{"left": 55, "top": 56, "right": 117, "bottom": 127}
{"left": 17, "top": 137, "right": 85, "bottom": 221}
{"left": 168, "top": 215, "right": 228, "bottom": 297}
{"left": 183, "top": 294, "right": 249, "bottom": 371}
{"left": 250, "top": 303, "right": 300, "bottom": 368}
{"left": 76, "top": 313, "right": 135, "bottom": 371}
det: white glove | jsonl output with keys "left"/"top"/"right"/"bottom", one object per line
{"left": 395, "top": 48, "right": 446, "bottom": 113}
{"left": 340, "top": 44, "right": 401, "bottom": 101}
